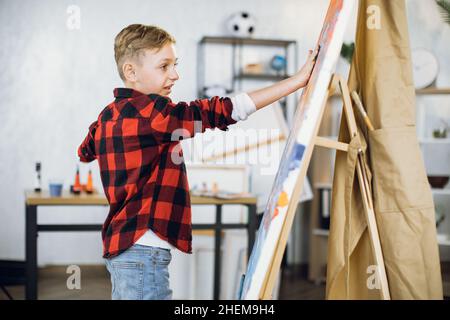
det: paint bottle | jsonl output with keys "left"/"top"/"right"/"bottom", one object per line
{"left": 73, "top": 166, "right": 81, "bottom": 194}
{"left": 212, "top": 182, "right": 219, "bottom": 194}
{"left": 34, "top": 162, "right": 42, "bottom": 192}
{"left": 86, "top": 169, "right": 93, "bottom": 194}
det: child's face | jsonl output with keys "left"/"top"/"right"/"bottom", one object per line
{"left": 125, "top": 42, "right": 180, "bottom": 96}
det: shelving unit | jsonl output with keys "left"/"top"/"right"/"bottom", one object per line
{"left": 416, "top": 87, "right": 450, "bottom": 248}
{"left": 197, "top": 36, "right": 298, "bottom": 120}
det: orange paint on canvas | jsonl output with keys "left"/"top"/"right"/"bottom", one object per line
{"left": 277, "top": 191, "right": 289, "bottom": 207}
{"left": 273, "top": 208, "right": 279, "bottom": 218}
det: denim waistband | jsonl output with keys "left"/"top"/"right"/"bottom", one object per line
{"left": 130, "top": 243, "right": 171, "bottom": 252}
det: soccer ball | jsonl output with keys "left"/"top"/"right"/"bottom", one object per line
{"left": 226, "top": 12, "right": 256, "bottom": 38}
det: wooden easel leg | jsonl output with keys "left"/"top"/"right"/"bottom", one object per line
{"left": 355, "top": 158, "right": 391, "bottom": 299}
{"left": 336, "top": 75, "right": 391, "bottom": 300}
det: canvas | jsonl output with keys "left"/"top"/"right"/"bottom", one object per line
{"left": 239, "top": 0, "right": 356, "bottom": 300}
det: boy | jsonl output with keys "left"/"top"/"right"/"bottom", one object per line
{"left": 78, "top": 24, "right": 317, "bottom": 300}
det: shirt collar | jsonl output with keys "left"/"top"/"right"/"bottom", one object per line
{"left": 113, "top": 88, "right": 146, "bottom": 100}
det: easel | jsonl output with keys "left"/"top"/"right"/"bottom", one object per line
{"left": 258, "top": 73, "right": 391, "bottom": 300}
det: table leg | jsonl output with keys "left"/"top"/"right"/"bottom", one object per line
{"left": 213, "top": 204, "right": 222, "bottom": 300}
{"left": 25, "top": 205, "right": 37, "bottom": 300}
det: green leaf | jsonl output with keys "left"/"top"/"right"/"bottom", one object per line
{"left": 340, "top": 42, "right": 355, "bottom": 64}
{"left": 436, "top": 0, "right": 450, "bottom": 24}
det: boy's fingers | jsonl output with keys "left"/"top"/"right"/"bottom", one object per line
{"left": 314, "top": 45, "right": 320, "bottom": 58}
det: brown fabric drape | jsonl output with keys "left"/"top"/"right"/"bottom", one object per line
{"left": 326, "top": 0, "right": 443, "bottom": 299}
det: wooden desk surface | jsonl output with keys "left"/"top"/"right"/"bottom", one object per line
{"left": 25, "top": 190, "right": 257, "bottom": 206}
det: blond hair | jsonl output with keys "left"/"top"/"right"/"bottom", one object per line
{"left": 114, "top": 24, "right": 176, "bottom": 81}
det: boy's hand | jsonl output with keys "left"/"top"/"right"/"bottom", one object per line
{"left": 295, "top": 45, "right": 320, "bottom": 87}
{"left": 247, "top": 46, "right": 320, "bottom": 111}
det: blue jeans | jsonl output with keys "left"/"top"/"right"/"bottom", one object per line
{"left": 104, "top": 244, "right": 173, "bottom": 300}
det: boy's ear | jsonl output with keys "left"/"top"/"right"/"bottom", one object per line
{"left": 123, "top": 62, "right": 137, "bottom": 82}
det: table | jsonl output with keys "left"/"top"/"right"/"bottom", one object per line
{"left": 24, "top": 190, "right": 257, "bottom": 300}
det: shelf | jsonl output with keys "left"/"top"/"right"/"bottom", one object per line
{"left": 314, "top": 182, "right": 333, "bottom": 190}
{"left": 416, "top": 88, "right": 450, "bottom": 95}
{"left": 313, "top": 227, "right": 450, "bottom": 245}
{"left": 312, "top": 228, "right": 330, "bottom": 237}
{"left": 317, "top": 135, "right": 338, "bottom": 140}
{"left": 438, "top": 234, "right": 450, "bottom": 246}
{"left": 419, "top": 138, "right": 450, "bottom": 144}
{"left": 234, "top": 73, "right": 290, "bottom": 81}
{"left": 200, "top": 36, "right": 296, "bottom": 47}
{"left": 432, "top": 188, "right": 450, "bottom": 195}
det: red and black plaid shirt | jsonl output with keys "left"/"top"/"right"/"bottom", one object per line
{"left": 78, "top": 88, "right": 236, "bottom": 258}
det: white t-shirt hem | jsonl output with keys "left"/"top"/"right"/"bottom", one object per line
{"left": 135, "top": 229, "right": 176, "bottom": 250}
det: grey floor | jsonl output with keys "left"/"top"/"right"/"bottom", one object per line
{"left": 1, "top": 264, "right": 448, "bottom": 300}
{"left": 2, "top": 265, "right": 111, "bottom": 300}
{"left": 0, "top": 265, "right": 325, "bottom": 300}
